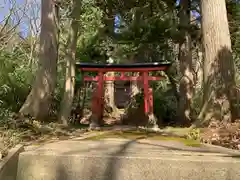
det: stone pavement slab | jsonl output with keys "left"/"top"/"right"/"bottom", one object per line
{"left": 16, "top": 139, "right": 240, "bottom": 180}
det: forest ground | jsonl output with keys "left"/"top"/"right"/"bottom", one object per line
{"left": 0, "top": 115, "right": 240, "bottom": 161}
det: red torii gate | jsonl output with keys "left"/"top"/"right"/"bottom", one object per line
{"left": 76, "top": 62, "right": 171, "bottom": 128}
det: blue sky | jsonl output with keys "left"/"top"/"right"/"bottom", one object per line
{"left": 0, "top": 0, "right": 24, "bottom": 21}
{"left": 0, "top": 0, "right": 40, "bottom": 37}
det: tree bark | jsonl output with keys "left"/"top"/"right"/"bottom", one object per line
{"left": 58, "top": 0, "right": 82, "bottom": 125}
{"left": 129, "top": 55, "right": 142, "bottom": 97}
{"left": 104, "top": 57, "right": 116, "bottom": 114}
{"left": 178, "top": 0, "right": 194, "bottom": 125}
{"left": 200, "top": 0, "right": 236, "bottom": 124}
{"left": 130, "top": 73, "right": 141, "bottom": 97}
{"left": 19, "top": 0, "right": 59, "bottom": 120}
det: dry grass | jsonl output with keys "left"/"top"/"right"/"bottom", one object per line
{"left": 0, "top": 121, "right": 89, "bottom": 159}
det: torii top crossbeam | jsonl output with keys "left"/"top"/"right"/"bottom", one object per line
{"left": 76, "top": 62, "right": 171, "bottom": 72}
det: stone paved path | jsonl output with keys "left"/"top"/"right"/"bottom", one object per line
{"left": 17, "top": 138, "right": 240, "bottom": 180}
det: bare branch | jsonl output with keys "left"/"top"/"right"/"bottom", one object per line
{"left": 0, "top": 0, "right": 28, "bottom": 42}
{"left": 0, "top": 0, "right": 17, "bottom": 34}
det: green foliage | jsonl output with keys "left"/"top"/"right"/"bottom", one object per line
{"left": 191, "top": 88, "right": 204, "bottom": 119}
{"left": 73, "top": 0, "right": 178, "bottom": 65}
{"left": 187, "top": 128, "right": 200, "bottom": 140}
{"left": 131, "top": 82, "right": 177, "bottom": 125}
{"left": 0, "top": 48, "right": 34, "bottom": 123}
{"left": 227, "top": 0, "right": 240, "bottom": 84}
{"left": 153, "top": 89, "right": 178, "bottom": 125}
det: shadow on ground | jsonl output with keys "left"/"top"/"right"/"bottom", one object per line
{"left": 53, "top": 135, "right": 240, "bottom": 180}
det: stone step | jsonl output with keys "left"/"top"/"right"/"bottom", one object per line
{"left": 16, "top": 139, "right": 240, "bottom": 180}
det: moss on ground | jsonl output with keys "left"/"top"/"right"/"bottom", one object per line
{"left": 83, "top": 130, "right": 201, "bottom": 147}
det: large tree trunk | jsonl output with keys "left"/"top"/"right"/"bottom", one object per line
{"left": 104, "top": 57, "right": 117, "bottom": 114}
{"left": 19, "top": 0, "right": 59, "bottom": 120}
{"left": 178, "top": 0, "right": 194, "bottom": 125}
{"left": 130, "top": 73, "right": 141, "bottom": 97}
{"left": 198, "top": 0, "right": 236, "bottom": 125}
{"left": 58, "top": 0, "right": 82, "bottom": 125}
{"left": 129, "top": 55, "right": 141, "bottom": 97}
